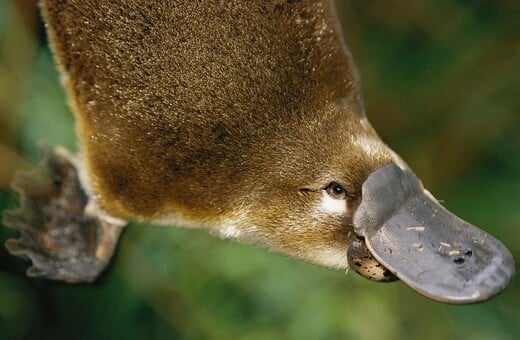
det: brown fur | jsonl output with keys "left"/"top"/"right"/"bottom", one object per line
{"left": 40, "top": 0, "right": 395, "bottom": 267}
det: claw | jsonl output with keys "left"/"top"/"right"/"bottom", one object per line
{"left": 2, "top": 146, "right": 125, "bottom": 283}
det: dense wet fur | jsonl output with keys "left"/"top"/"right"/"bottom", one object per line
{"left": 40, "top": 0, "right": 395, "bottom": 268}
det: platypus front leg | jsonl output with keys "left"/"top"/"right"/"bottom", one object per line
{"left": 3, "top": 146, "right": 126, "bottom": 283}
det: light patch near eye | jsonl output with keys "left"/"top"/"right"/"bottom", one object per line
{"left": 218, "top": 223, "right": 242, "bottom": 239}
{"left": 319, "top": 191, "right": 347, "bottom": 214}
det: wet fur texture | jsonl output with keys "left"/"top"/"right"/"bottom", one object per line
{"left": 40, "top": 0, "right": 395, "bottom": 268}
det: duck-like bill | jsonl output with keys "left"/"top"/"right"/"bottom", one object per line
{"left": 351, "top": 163, "right": 515, "bottom": 304}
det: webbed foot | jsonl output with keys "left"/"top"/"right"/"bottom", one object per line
{"left": 3, "top": 146, "right": 125, "bottom": 283}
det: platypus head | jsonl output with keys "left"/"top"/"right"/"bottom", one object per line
{"left": 223, "top": 101, "right": 394, "bottom": 271}
{"left": 218, "top": 97, "right": 514, "bottom": 304}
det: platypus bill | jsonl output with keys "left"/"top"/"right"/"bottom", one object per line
{"left": 3, "top": 0, "right": 514, "bottom": 304}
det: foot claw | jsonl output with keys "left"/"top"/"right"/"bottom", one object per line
{"left": 3, "top": 147, "right": 124, "bottom": 283}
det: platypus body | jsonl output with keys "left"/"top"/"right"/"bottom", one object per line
{"left": 4, "top": 0, "right": 514, "bottom": 304}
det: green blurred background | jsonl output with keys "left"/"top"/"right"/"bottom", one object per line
{"left": 0, "top": 0, "right": 518, "bottom": 339}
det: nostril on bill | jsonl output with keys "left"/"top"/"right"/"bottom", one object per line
{"left": 452, "top": 256, "right": 465, "bottom": 265}
{"left": 451, "top": 248, "right": 473, "bottom": 265}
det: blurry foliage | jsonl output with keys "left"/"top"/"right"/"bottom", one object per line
{"left": 0, "top": 0, "right": 518, "bottom": 339}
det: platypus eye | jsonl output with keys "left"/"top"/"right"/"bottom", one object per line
{"left": 325, "top": 182, "right": 347, "bottom": 199}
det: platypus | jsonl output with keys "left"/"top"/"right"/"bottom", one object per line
{"left": 3, "top": 0, "right": 514, "bottom": 304}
